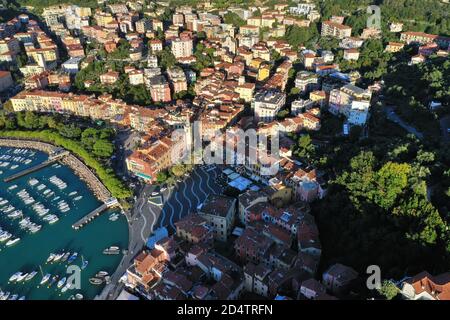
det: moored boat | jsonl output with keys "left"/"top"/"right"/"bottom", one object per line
{"left": 6, "top": 237, "right": 20, "bottom": 246}
{"left": 57, "top": 277, "right": 66, "bottom": 289}
{"left": 9, "top": 271, "right": 22, "bottom": 282}
{"left": 89, "top": 277, "right": 103, "bottom": 285}
{"left": 67, "top": 252, "right": 78, "bottom": 264}
{"left": 25, "top": 271, "right": 38, "bottom": 281}
{"left": 40, "top": 273, "right": 51, "bottom": 285}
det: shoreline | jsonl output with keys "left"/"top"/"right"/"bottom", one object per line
{"left": 0, "top": 138, "right": 111, "bottom": 203}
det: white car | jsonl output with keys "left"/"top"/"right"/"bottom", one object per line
{"left": 151, "top": 191, "right": 159, "bottom": 196}
{"left": 160, "top": 187, "right": 167, "bottom": 192}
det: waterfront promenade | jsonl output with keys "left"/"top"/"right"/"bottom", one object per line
{"left": 0, "top": 138, "right": 111, "bottom": 202}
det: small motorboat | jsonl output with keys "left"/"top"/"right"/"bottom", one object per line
{"left": 9, "top": 271, "right": 22, "bottom": 282}
{"left": 75, "top": 293, "right": 84, "bottom": 300}
{"left": 61, "top": 252, "right": 71, "bottom": 263}
{"left": 46, "top": 253, "right": 56, "bottom": 263}
{"left": 67, "top": 252, "right": 78, "bottom": 264}
{"left": 48, "top": 275, "right": 59, "bottom": 288}
{"left": 95, "top": 271, "right": 109, "bottom": 278}
{"left": 103, "top": 246, "right": 120, "bottom": 255}
{"left": 40, "top": 273, "right": 51, "bottom": 285}
{"left": 57, "top": 277, "right": 67, "bottom": 289}
{"left": 25, "top": 271, "right": 38, "bottom": 281}
{"left": 16, "top": 273, "right": 28, "bottom": 282}
{"left": 89, "top": 277, "right": 103, "bottom": 285}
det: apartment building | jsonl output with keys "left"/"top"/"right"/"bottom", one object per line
{"left": 253, "top": 90, "right": 286, "bottom": 123}
{"left": 321, "top": 21, "right": 352, "bottom": 39}
{"left": 198, "top": 194, "right": 236, "bottom": 242}
{"left": 171, "top": 37, "right": 193, "bottom": 58}
{"left": 167, "top": 67, "right": 188, "bottom": 94}
{"left": 295, "top": 71, "right": 320, "bottom": 95}
{"left": 149, "top": 75, "right": 171, "bottom": 102}
{"left": 328, "top": 84, "right": 372, "bottom": 121}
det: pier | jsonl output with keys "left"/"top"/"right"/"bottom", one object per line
{"left": 72, "top": 198, "right": 119, "bottom": 230}
{"left": 3, "top": 150, "right": 69, "bottom": 182}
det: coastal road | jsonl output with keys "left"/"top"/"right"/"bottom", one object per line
{"left": 383, "top": 106, "right": 424, "bottom": 140}
{"left": 97, "top": 165, "right": 223, "bottom": 300}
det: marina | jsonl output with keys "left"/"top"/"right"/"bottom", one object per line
{"left": 0, "top": 146, "right": 128, "bottom": 300}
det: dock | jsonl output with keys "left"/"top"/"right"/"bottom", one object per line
{"left": 72, "top": 198, "right": 119, "bottom": 230}
{"left": 3, "top": 150, "right": 69, "bottom": 183}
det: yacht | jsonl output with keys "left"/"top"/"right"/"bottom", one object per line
{"left": 6, "top": 238, "right": 20, "bottom": 246}
{"left": 16, "top": 273, "right": 29, "bottom": 282}
{"left": 103, "top": 246, "right": 120, "bottom": 255}
{"left": 9, "top": 271, "right": 22, "bottom": 282}
{"left": 96, "top": 271, "right": 109, "bottom": 278}
{"left": 25, "top": 271, "right": 38, "bottom": 281}
{"left": 48, "top": 275, "right": 59, "bottom": 287}
{"left": 28, "top": 178, "right": 39, "bottom": 186}
{"left": 57, "top": 277, "right": 67, "bottom": 289}
{"left": 0, "top": 292, "right": 10, "bottom": 300}
{"left": 61, "top": 252, "right": 71, "bottom": 263}
{"left": 67, "top": 252, "right": 78, "bottom": 264}
{"left": 74, "top": 196, "right": 83, "bottom": 201}
{"left": 46, "top": 253, "right": 56, "bottom": 263}
{"left": 53, "top": 252, "right": 65, "bottom": 262}
{"left": 89, "top": 277, "right": 103, "bottom": 285}
{"left": 40, "top": 273, "right": 51, "bottom": 285}
{"left": 61, "top": 283, "right": 71, "bottom": 293}
{"left": 8, "top": 294, "right": 18, "bottom": 301}
{"left": 0, "top": 231, "right": 12, "bottom": 242}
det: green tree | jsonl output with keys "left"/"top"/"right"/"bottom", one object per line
{"left": 92, "top": 139, "right": 114, "bottom": 158}
{"left": 377, "top": 280, "right": 399, "bottom": 300}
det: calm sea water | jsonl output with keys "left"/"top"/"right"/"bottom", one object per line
{"left": 0, "top": 147, "right": 129, "bottom": 300}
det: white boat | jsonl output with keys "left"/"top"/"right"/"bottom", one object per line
{"left": 53, "top": 252, "right": 65, "bottom": 262}
{"left": 16, "top": 272, "right": 28, "bottom": 282}
{"left": 0, "top": 231, "right": 12, "bottom": 242}
{"left": 57, "top": 277, "right": 67, "bottom": 288}
{"left": 0, "top": 292, "right": 10, "bottom": 300}
{"left": 18, "top": 296, "right": 25, "bottom": 300}
{"left": 28, "top": 178, "right": 39, "bottom": 186}
{"left": 25, "top": 271, "right": 38, "bottom": 281}
{"left": 6, "top": 238, "right": 20, "bottom": 246}
{"left": 46, "top": 253, "right": 56, "bottom": 263}
{"left": 69, "top": 191, "right": 77, "bottom": 197}
{"left": 9, "top": 271, "right": 22, "bottom": 282}
{"left": 7, "top": 184, "right": 17, "bottom": 190}
{"left": 61, "top": 283, "right": 71, "bottom": 293}
{"left": 74, "top": 196, "right": 83, "bottom": 201}
{"left": 40, "top": 273, "right": 51, "bottom": 285}
{"left": 8, "top": 294, "right": 18, "bottom": 300}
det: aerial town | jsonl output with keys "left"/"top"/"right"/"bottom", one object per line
{"left": 0, "top": 0, "right": 449, "bottom": 302}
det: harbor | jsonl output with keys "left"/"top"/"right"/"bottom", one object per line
{"left": 0, "top": 138, "right": 112, "bottom": 202}
{"left": 0, "top": 146, "right": 129, "bottom": 300}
